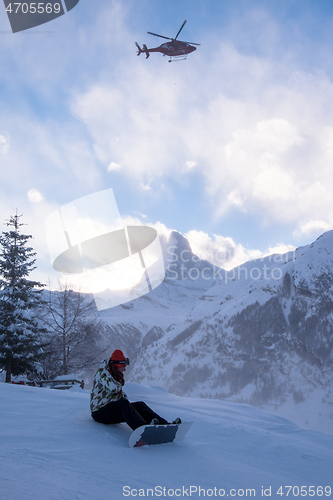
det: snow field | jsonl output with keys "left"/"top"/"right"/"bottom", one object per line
{"left": 1, "top": 382, "right": 332, "bottom": 499}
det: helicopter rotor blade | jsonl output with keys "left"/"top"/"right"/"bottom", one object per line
{"left": 178, "top": 40, "right": 201, "bottom": 46}
{"left": 147, "top": 31, "right": 173, "bottom": 40}
{"left": 175, "top": 20, "right": 187, "bottom": 40}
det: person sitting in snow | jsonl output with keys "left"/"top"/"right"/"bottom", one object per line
{"left": 90, "top": 350, "right": 181, "bottom": 430}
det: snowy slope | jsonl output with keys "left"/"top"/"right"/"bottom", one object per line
{"left": 1, "top": 382, "right": 332, "bottom": 500}
{"left": 38, "top": 230, "right": 333, "bottom": 436}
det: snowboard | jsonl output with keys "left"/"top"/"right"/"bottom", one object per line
{"left": 129, "top": 421, "right": 193, "bottom": 448}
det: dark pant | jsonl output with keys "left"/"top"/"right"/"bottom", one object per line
{"left": 92, "top": 399, "right": 169, "bottom": 430}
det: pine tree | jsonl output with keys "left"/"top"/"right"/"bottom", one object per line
{"left": 0, "top": 213, "right": 46, "bottom": 382}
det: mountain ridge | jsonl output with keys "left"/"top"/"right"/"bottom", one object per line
{"left": 98, "top": 229, "right": 333, "bottom": 434}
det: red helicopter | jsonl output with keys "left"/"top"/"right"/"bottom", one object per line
{"left": 136, "top": 20, "right": 200, "bottom": 62}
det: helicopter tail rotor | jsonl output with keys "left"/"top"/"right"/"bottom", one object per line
{"left": 135, "top": 42, "right": 150, "bottom": 59}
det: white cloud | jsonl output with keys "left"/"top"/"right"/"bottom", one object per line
{"left": 182, "top": 160, "right": 197, "bottom": 173}
{"left": 107, "top": 162, "right": 121, "bottom": 172}
{"left": 252, "top": 165, "right": 294, "bottom": 202}
{"left": 185, "top": 229, "right": 295, "bottom": 270}
{"left": 148, "top": 221, "right": 173, "bottom": 242}
{"left": 27, "top": 188, "right": 44, "bottom": 203}
{"left": 267, "top": 242, "right": 296, "bottom": 256}
{"left": 120, "top": 215, "right": 146, "bottom": 226}
{"left": 71, "top": 48, "right": 333, "bottom": 230}
{"left": 294, "top": 219, "right": 333, "bottom": 237}
{"left": 140, "top": 182, "right": 152, "bottom": 191}
{"left": 227, "top": 190, "right": 245, "bottom": 209}
{"left": 0, "top": 135, "right": 9, "bottom": 153}
{"left": 133, "top": 211, "right": 147, "bottom": 219}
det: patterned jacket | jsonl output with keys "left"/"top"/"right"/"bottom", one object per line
{"left": 90, "top": 359, "right": 128, "bottom": 413}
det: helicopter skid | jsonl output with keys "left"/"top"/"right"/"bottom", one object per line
{"left": 167, "top": 55, "right": 188, "bottom": 63}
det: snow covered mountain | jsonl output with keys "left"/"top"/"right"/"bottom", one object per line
{"left": 98, "top": 231, "right": 219, "bottom": 365}
{"left": 98, "top": 230, "right": 333, "bottom": 434}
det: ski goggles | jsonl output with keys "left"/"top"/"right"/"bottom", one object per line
{"left": 109, "top": 358, "right": 130, "bottom": 366}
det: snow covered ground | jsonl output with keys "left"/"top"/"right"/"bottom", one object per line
{"left": 1, "top": 382, "right": 332, "bottom": 500}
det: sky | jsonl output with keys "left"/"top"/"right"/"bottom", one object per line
{"left": 2, "top": 0, "right": 333, "bottom": 284}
